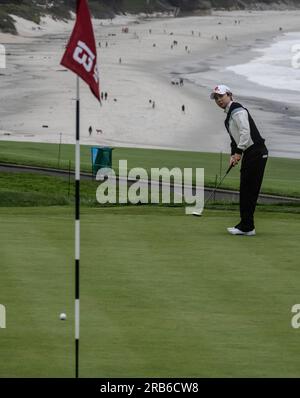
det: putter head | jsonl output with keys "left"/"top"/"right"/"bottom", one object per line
{"left": 192, "top": 210, "right": 203, "bottom": 217}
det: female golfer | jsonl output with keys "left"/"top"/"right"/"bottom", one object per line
{"left": 210, "top": 85, "right": 268, "bottom": 236}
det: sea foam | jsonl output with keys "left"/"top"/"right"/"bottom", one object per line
{"left": 227, "top": 32, "right": 300, "bottom": 92}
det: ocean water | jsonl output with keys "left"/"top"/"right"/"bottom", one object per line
{"left": 226, "top": 32, "right": 300, "bottom": 95}
{"left": 178, "top": 32, "right": 300, "bottom": 158}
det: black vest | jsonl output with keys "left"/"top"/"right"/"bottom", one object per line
{"left": 225, "top": 102, "right": 265, "bottom": 154}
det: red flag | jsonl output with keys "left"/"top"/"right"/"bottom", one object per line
{"left": 61, "top": 0, "right": 100, "bottom": 100}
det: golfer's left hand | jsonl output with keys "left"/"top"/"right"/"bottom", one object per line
{"left": 232, "top": 154, "right": 242, "bottom": 166}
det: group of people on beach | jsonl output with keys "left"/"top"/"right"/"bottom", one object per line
{"left": 149, "top": 99, "right": 185, "bottom": 114}
{"left": 171, "top": 78, "right": 184, "bottom": 86}
{"left": 103, "top": 22, "right": 232, "bottom": 62}
{"left": 100, "top": 92, "right": 108, "bottom": 101}
{"left": 98, "top": 41, "right": 109, "bottom": 48}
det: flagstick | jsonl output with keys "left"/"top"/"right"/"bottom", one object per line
{"left": 75, "top": 75, "right": 80, "bottom": 378}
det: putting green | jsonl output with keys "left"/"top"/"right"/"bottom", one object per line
{"left": 0, "top": 206, "right": 299, "bottom": 377}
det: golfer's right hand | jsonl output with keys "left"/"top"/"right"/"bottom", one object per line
{"left": 230, "top": 154, "right": 241, "bottom": 166}
{"left": 230, "top": 156, "right": 236, "bottom": 167}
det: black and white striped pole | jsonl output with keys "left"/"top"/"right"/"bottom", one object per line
{"left": 60, "top": 0, "right": 100, "bottom": 378}
{"left": 75, "top": 75, "right": 80, "bottom": 378}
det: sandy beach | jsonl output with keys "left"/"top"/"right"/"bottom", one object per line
{"left": 0, "top": 10, "right": 300, "bottom": 158}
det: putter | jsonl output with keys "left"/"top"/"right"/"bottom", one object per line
{"left": 192, "top": 164, "right": 234, "bottom": 216}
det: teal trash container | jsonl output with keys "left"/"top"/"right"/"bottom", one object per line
{"left": 91, "top": 147, "right": 113, "bottom": 177}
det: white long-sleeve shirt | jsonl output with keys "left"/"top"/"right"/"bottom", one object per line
{"left": 225, "top": 101, "right": 254, "bottom": 153}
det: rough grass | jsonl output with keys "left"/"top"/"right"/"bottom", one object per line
{"left": 0, "top": 141, "right": 299, "bottom": 197}
{"left": 0, "top": 172, "right": 299, "bottom": 213}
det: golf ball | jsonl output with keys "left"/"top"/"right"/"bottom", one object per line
{"left": 60, "top": 313, "right": 67, "bottom": 320}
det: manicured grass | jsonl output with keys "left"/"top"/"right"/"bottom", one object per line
{"left": 0, "top": 141, "right": 299, "bottom": 197}
{"left": 0, "top": 206, "right": 300, "bottom": 377}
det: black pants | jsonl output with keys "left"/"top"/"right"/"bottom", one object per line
{"left": 237, "top": 145, "right": 268, "bottom": 232}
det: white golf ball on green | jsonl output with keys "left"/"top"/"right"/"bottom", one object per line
{"left": 60, "top": 313, "right": 67, "bottom": 321}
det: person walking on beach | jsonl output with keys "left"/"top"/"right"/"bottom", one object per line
{"left": 210, "top": 85, "right": 268, "bottom": 236}
{"left": 88, "top": 126, "right": 93, "bottom": 136}
{"left": 181, "top": 104, "right": 185, "bottom": 113}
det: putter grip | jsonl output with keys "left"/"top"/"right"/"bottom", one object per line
{"left": 226, "top": 164, "right": 234, "bottom": 174}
